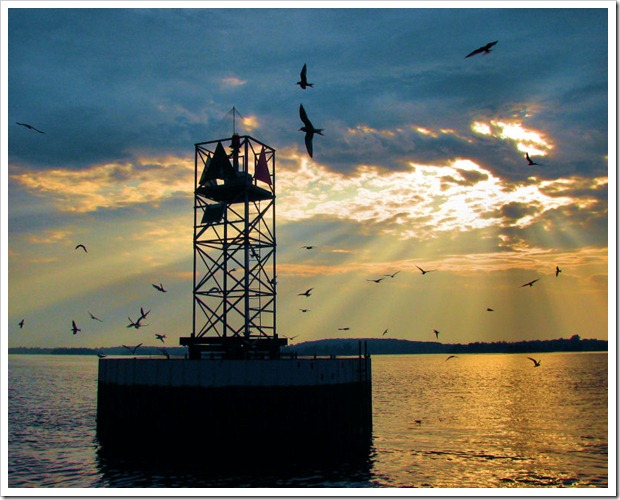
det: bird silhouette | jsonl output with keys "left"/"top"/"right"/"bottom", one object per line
{"left": 301, "top": 245, "right": 314, "bottom": 250}
{"left": 465, "top": 40, "right": 498, "bottom": 58}
{"left": 127, "top": 316, "right": 148, "bottom": 329}
{"left": 152, "top": 283, "right": 167, "bottom": 293}
{"left": 525, "top": 152, "right": 540, "bottom": 166}
{"left": 75, "top": 244, "right": 88, "bottom": 253}
{"left": 384, "top": 271, "right": 401, "bottom": 278}
{"left": 434, "top": 329, "right": 440, "bottom": 339}
{"left": 89, "top": 311, "right": 103, "bottom": 322}
{"left": 382, "top": 328, "right": 389, "bottom": 336}
{"left": 298, "top": 288, "right": 314, "bottom": 297}
{"left": 520, "top": 278, "right": 540, "bottom": 288}
{"left": 555, "top": 266, "right": 562, "bottom": 277}
{"left": 297, "top": 63, "right": 314, "bottom": 89}
{"left": 446, "top": 355, "right": 458, "bottom": 361}
{"left": 16, "top": 122, "right": 45, "bottom": 134}
{"left": 19, "top": 319, "right": 25, "bottom": 329}
{"left": 527, "top": 357, "right": 541, "bottom": 367}
{"left": 71, "top": 320, "right": 81, "bottom": 335}
{"left": 299, "top": 104, "right": 323, "bottom": 158}
{"left": 338, "top": 327, "right": 350, "bottom": 331}
{"left": 299, "top": 309, "right": 311, "bottom": 313}
{"left": 486, "top": 308, "right": 494, "bottom": 312}
{"left": 138, "top": 307, "right": 151, "bottom": 322}
{"left": 367, "top": 278, "right": 385, "bottom": 283}
{"left": 155, "top": 334, "right": 167, "bottom": 343}
{"left": 122, "top": 343, "right": 142, "bottom": 355}
{"left": 416, "top": 265, "right": 435, "bottom": 275}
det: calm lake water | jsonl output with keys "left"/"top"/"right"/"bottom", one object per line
{"left": 6, "top": 352, "right": 609, "bottom": 490}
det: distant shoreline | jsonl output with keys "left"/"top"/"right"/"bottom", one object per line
{"left": 7, "top": 335, "right": 607, "bottom": 356}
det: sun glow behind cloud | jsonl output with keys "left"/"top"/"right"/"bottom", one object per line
{"left": 471, "top": 119, "right": 553, "bottom": 156}
{"left": 276, "top": 151, "right": 580, "bottom": 240}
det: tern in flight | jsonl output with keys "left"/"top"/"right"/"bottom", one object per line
{"left": 19, "top": 319, "right": 25, "bottom": 329}
{"left": 301, "top": 245, "right": 314, "bottom": 250}
{"left": 152, "top": 283, "right": 167, "bottom": 293}
{"left": 434, "top": 329, "right": 440, "bottom": 339}
{"left": 138, "top": 307, "right": 151, "bottom": 322}
{"left": 520, "top": 279, "right": 540, "bottom": 288}
{"left": 71, "top": 320, "right": 81, "bottom": 335}
{"left": 486, "top": 308, "right": 494, "bottom": 312}
{"left": 384, "top": 271, "right": 401, "bottom": 278}
{"left": 296, "top": 63, "right": 314, "bottom": 89}
{"left": 555, "top": 266, "right": 562, "bottom": 277}
{"left": 16, "top": 122, "right": 45, "bottom": 134}
{"left": 122, "top": 343, "right": 142, "bottom": 355}
{"left": 446, "top": 355, "right": 458, "bottom": 361}
{"left": 127, "top": 317, "right": 147, "bottom": 329}
{"left": 299, "top": 104, "right": 323, "bottom": 158}
{"left": 298, "top": 288, "right": 314, "bottom": 297}
{"left": 367, "top": 278, "right": 385, "bottom": 283}
{"left": 527, "top": 357, "right": 541, "bottom": 367}
{"left": 338, "top": 327, "right": 350, "bottom": 331}
{"left": 155, "top": 334, "right": 167, "bottom": 343}
{"left": 382, "top": 328, "right": 389, "bottom": 336}
{"left": 525, "top": 152, "right": 540, "bottom": 166}
{"left": 75, "top": 244, "right": 88, "bottom": 253}
{"left": 89, "top": 311, "right": 103, "bottom": 322}
{"left": 299, "top": 309, "right": 311, "bottom": 313}
{"left": 416, "top": 265, "right": 435, "bottom": 275}
{"left": 465, "top": 40, "right": 498, "bottom": 58}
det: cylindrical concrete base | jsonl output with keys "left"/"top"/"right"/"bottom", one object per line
{"left": 97, "top": 357, "right": 372, "bottom": 465}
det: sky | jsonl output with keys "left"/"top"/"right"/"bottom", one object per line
{"left": 3, "top": 2, "right": 615, "bottom": 350}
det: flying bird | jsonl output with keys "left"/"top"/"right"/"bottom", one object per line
{"left": 138, "top": 307, "right": 151, "bottom": 321}
{"left": 75, "top": 244, "right": 88, "bottom": 253}
{"left": 338, "top": 327, "right": 350, "bottom": 331}
{"left": 434, "top": 329, "right": 440, "bottom": 339}
{"left": 527, "top": 357, "right": 541, "bottom": 367}
{"left": 525, "top": 152, "right": 540, "bottom": 166}
{"left": 299, "top": 309, "right": 311, "bottom": 313}
{"left": 299, "top": 104, "right": 323, "bottom": 158}
{"left": 89, "top": 311, "right": 103, "bottom": 322}
{"left": 122, "top": 343, "right": 142, "bottom": 355}
{"left": 416, "top": 265, "right": 435, "bottom": 275}
{"left": 301, "top": 245, "right": 314, "bottom": 250}
{"left": 384, "top": 271, "right": 401, "bottom": 278}
{"left": 18, "top": 319, "right": 25, "bottom": 329}
{"left": 71, "top": 320, "right": 81, "bottom": 335}
{"left": 465, "top": 40, "right": 498, "bottom": 58}
{"left": 446, "top": 355, "right": 458, "bottom": 361}
{"left": 127, "top": 317, "right": 147, "bottom": 329}
{"left": 382, "top": 328, "right": 389, "bottom": 336}
{"left": 296, "top": 63, "right": 314, "bottom": 89}
{"left": 155, "top": 334, "right": 167, "bottom": 343}
{"left": 520, "top": 278, "right": 540, "bottom": 288}
{"left": 16, "top": 122, "right": 45, "bottom": 134}
{"left": 367, "top": 278, "right": 385, "bottom": 283}
{"left": 555, "top": 266, "right": 562, "bottom": 277}
{"left": 486, "top": 308, "right": 494, "bottom": 312}
{"left": 298, "top": 288, "right": 314, "bottom": 297}
{"left": 152, "top": 283, "right": 167, "bottom": 293}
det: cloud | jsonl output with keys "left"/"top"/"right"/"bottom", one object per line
{"left": 9, "top": 155, "right": 194, "bottom": 213}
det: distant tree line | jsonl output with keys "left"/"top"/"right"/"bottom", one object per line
{"left": 8, "top": 335, "right": 607, "bottom": 357}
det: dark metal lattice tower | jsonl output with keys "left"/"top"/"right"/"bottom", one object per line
{"left": 180, "top": 132, "right": 286, "bottom": 359}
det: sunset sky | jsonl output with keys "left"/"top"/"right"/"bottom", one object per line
{"left": 3, "top": 3, "right": 614, "bottom": 349}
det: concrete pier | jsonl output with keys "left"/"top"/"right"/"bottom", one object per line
{"left": 97, "top": 356, "right": 372, "bottom": 465}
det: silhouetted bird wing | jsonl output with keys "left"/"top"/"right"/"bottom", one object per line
{"left": 299, "top": 104, "right": 313, "bottom": 129}
{"left": 465, "top": 40, "right": 498, "bottom": 58}
{"left": 446, "top": 355, "right": 457, "bottom": 361}
{"left": 75, "top": 244, "right": 88, "bottom": 253}
{"left": 520, "top": 279, "right": 540, "bottom": 287}
{"left": 17, "top": 122, "right": 45, "bottom": 134}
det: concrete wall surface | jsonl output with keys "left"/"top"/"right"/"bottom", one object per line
{"left": 98, "top": 357, "right": 371, "bottom": 388}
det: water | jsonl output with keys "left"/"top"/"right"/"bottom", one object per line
{"left": 6, "top": 352, "right": 609, "bottom": 489}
